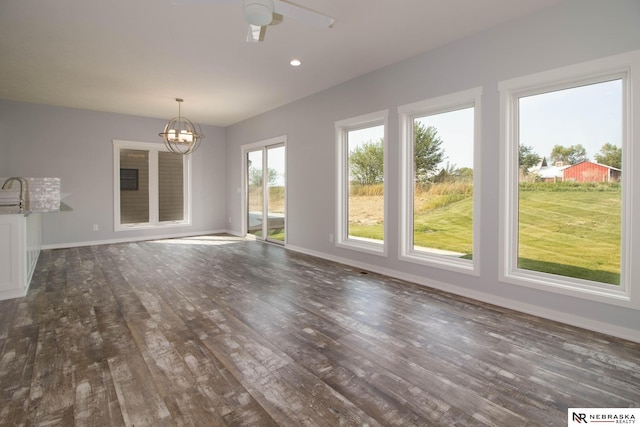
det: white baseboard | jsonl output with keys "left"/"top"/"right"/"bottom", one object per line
{"left": 42, "top": 229, "right": 228, "bottom": 250}
{"left": 224, "top": 229, "right": 245, "bottom": 237}
{"left": 285, "top": 244, "right": 640, "bottom": 344}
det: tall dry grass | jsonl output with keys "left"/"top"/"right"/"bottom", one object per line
{"left": 350, "top": 183, "right": 384, "bottom": 196}
{"left": 414, "top": 181, "right": 473, "bottom": 212}
{"left": 248, "top": 186, "right": 285, "bottom": 213}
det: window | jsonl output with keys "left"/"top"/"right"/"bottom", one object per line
{"left": 499, "top": 51, "right": 640, "bottom": 308}
{"left": 336, "top": 110, "right": 388, "bottom": 255}
{"left": 119, "top": 149, "right": 150, "bottom": 225}
{"left": 243, "top": 138, "right": 287, "bottom": 244}
{"left": 113, "top": 140, "right": 191, "bottom": 230}
{"left": 158, "top": 151, "right": 185, "bottom": 222}
{"left": 399, "top": 88, "right": 481, "bottom": 274}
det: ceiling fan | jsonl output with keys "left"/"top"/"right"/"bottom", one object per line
{"left": 245, "top": 0, "right": 335, "bottom": 42}
{"left": 172, "top": 0, "right": 335, "bottom": 42}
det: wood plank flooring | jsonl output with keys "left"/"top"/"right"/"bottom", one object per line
{"left": 1, "top": 234, "right": 639, "bottom": 426}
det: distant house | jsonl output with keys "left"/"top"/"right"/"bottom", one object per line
{"left": 528, "top": 158, "right": 621, "bottom": 182}
{"left": 563, "top": 161, "right": 621, "bottom": 182}
{"left": 528, "top": 158, "right": 568, "bottom": 182}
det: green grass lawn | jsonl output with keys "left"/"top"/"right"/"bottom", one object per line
{"left": 413, "top": 197, "right": 473, "bottom": 256}
{"left": 518, "top": 189, "right": 620, "bottom": 284}
{"left": 348, "top": 193, "right": 474, "bottom": 255}
{"left": 349, "top": 184, "right": 621, "bottom": 285}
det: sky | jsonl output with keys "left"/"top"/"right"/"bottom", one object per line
{"left": 347, "top": 78, "right": 623, "bottom": 171}
{"left": 347, "top": 125, "right": 385, "bottom": 150}
{"left": 519, "top": 78, "right": 622, "bottom": 163}
{"left": 415, "top": 107, "right": 474, "bottom": 169}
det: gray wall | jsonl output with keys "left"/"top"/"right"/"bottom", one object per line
{"left": 225, "top": 0, "right": 640, "bottom": 339}
{"left": 0, "top": 100, "right": 227, "bottom": 246}
{"left": 0, "top": 115, "right": 8, "bottom": 174}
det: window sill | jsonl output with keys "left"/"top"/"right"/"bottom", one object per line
{"left": 115, "top": 221, "right": 191, "bottom": 232}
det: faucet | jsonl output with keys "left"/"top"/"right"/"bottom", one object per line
{"left": 2, "top": 177, "right": 28, "bottom": 211}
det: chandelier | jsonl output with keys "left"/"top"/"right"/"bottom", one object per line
{"left": 159, "top": 98, "right": 204, "bottom": 155}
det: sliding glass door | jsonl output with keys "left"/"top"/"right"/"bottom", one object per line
{"left": 247, "top": 149, "right": 264, "bottom": 238}
{"left": 266, "top": 145, "right": 285, "bottom": 242}
{"left": 246, "top": 142, "right": 286, "bottom": 244}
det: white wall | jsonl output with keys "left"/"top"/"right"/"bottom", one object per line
{"left": 0, "top": 100, "right": 227, "bottom": 246}
{"left": 225, "top": 0, "right": 640, "bottom": 340}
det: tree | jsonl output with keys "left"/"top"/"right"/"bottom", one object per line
{"left": 414, "top": 123, "right": 446, "bottom": 183}
{"left": 519, "top": 145, "right": 541, "bottom": 171}
{"left": 349, "top": 139, "right": 384, "bottom": 186}
{"left": 249, "top": 167, "right": 278, "bottom": 187}
{"left": 549, "top": 144, "right": 588, "bottom": 165}
{"left": 594, "top": 142, "right": 622, "bottom": 169}
{"left": 456, "top": 167, "right": 474, "bottom": 181}
{"left": 432, "top": 162, "right": 458, "bottom": 183}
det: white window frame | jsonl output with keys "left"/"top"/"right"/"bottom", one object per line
{"left": 335, "top": 110, "right": 388, "bottom": 256}
{"left": 498, "top": 50, "right": 640, "bottom": 309}
{"left": 398, "top": 87, "right": 482, "bottom": 275}
{"left": 113, "top": 139, "right": 192, "bottom": 231}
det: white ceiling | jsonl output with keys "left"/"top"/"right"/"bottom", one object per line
{"left": 0, "top": 0, "right": 565, "bottom": 127}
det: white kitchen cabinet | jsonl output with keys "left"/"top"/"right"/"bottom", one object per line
{"left": 0, "top": 213, "right": 41, "bottom": 300}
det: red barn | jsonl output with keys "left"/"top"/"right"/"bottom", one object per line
{"left": 562, "top": 161, "right": 621, "bottom": 182}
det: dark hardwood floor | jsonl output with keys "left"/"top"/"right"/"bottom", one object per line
{"left": 0, "top": 235, "right": 639, "bottom": 426}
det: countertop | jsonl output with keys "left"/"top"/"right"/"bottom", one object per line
{"left": 0, "top": 207, "right": 59, "bottom": 215}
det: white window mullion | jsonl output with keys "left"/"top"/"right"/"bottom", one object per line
{"left": 113, "top": 141, "right": 122, "bottom": 228}
{"left": 148, "top": 150, "right": 159, "bottom": 224}
{"left": 335, "top": 128, "right": 349, "bottom": 244}
{"left": 399, "top": 111, "right": 414, "bottom": 259}
{"left": 183, "top": 154, "right": 192, "bottom": 225}
{"left": 262, "top": 146, "right": 269, "bottom": 234}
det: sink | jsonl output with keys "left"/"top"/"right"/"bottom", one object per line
{"left": 0, "top": 177, "right": 61, "bottom": 213}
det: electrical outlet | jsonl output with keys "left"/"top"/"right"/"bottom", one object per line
{"left": 93, "top": 224, "right": 99, "bottom": 231}
{"left": 329, "top": 233, "right": 334, "bottom": 242}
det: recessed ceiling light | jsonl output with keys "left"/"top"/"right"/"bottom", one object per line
{"left": 290, "top": 59, "right": 302, "bottom": 67}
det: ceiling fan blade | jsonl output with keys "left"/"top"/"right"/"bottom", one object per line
{"left": 274, "top": 1, "right": 334, "bottom": 28}
{"left": 246, "top": 24, "right": 267, "bottom": 42}
{"left": 169, "top": 0, "right": 234, "bottom": 5}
